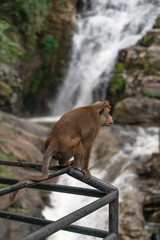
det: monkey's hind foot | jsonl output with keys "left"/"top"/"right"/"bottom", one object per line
{"left": 82, "top": 169, "right": 91, "bottom": 183}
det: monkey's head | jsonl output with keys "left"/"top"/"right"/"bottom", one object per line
{"left": 93, "top": 101, "right": 113, "bottom": 126}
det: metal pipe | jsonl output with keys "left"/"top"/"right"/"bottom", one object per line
{"left": 0, "top": 210, "right": 108, "bottom": 238}
{"left": 0, "top": 177, "right": 105, "bottom": 198}
{"left": 68, "top": 167, "right": 118, "bottom": 193}
{"left": 0, "top": 167, "right": 70, "bottom": 196}
{"left": 109, "top": 192, "right": 119, "bottom": 237}
{"left": 21, "top": 192, "right": 117, "bottom": 240}
{"left": 103, "top": 233, "right": 117, "bottom": 240}
{"left": 0, "top": 160, "right": 62, "bottom": 171}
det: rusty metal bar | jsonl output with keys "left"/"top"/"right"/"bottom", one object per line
{"left": 0, "top": 177, "right": 105, "bottom": 198}
{"left": 21, "top": 192, "right": 117, "bottom": 240}
{"left": 0, "top": 210, "right": 108, "bottom": 238}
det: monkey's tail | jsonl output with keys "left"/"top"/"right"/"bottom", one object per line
{"left": 9, "top": 145, "right": 54, "bottom": 205}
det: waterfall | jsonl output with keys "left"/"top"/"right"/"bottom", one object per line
{"left": 51, "top": 0, "right": 160, "bottom": 116}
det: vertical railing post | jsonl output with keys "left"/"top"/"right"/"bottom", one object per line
{"left": 109, "top": 190, "right": 119, "bottom": 239}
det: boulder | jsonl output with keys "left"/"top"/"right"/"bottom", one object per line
{"left": 113, "top": 97, "right": 160, "bottom": 124}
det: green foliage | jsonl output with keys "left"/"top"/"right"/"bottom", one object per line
{"left": 30, "top": 68, "right": 60, "bottom": 94}
{"left": 0, "top": 82, "right": 12, "bottom": 96}
{"left": 156, "top": 17, "right": 160, "bottom": 27}
{"left": 0, "top": 20, "right": 22, "bottom": 63}
{"left": 31, "top": 69, "right": 44, "bottom": 94}
{"left": 142, "top": 89, "right": 158, "bottom": 98}
{"left": 0, "top": 0, "right": 53, "bottom": 54}
{"left": 41, "top": 34, "right": 59, "bottom": 62}
{"left": 129, "top": 60, "right": 158, "bottom": 74}
{"left": 59, "top": 0, "right": 66, "bottom": 5}
{"left": 110, "top": 75, "right": 126, "bottom": 94}
{"left": 142, "top": 34, "right": 154, "bottom": 47}
{"left": 115, "top": 62, "right": 125, "bottom": 73}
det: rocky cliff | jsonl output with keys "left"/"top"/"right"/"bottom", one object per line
{"left": 108, "top": 17, "right": 160, "bottom": 124}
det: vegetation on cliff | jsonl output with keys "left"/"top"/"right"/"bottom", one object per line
{"left": 0, "top": 0, "right": 77, "bottom": 115}
{"left": 107, "top": 19, "right": 160, "bottom": 124}
{"left": 0, "top": 0, "right": 53, "bottom": 54}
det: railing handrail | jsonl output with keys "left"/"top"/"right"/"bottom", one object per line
{"left": 0, "top": 160, "right": 119, "bottom": 240}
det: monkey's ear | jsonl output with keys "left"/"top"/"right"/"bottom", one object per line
{"left": 99, "top": 108, "right": 104, "bottom": 115}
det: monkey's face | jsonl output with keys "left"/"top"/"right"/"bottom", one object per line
{"left": 93, "top": 101, "right": 113, "bottom": 126}
{"left": 101, "top": 107, "right": 113, "bottom": 126}
{"left": 106, "top": 114, "right": 113, "bottom": 126}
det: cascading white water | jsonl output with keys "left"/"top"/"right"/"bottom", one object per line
{"left": 51, "top": 0, "right": 160, "bottom": 116}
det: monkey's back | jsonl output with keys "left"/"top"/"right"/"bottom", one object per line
{"left": 50, "top": 106, "right": 101, "bottom": 140}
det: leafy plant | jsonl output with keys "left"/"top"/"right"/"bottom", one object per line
{"left": 110, "top": 75, "right": 126, "bottom": 94}
{"left": 30, "top": 68, "right": 60, "bottom": 94}
{"left": 142, "top": 89, "right": 158, "bottom": 98}
{"left": 0, "top": 0, "right": 53, "bottom": 54}
{"left": 30, "top": 69, "right": 44, "bottom": 94}
{"left": 0, "top": 83, "right": 12, "bottom": 95}
{"left": 115, "top": 62, "right": 125, "bottom": 73}
{"left": 59, "top": 0, "right": 66, "bottom": 5}
{"left": 41, "top": 34, "right": 59, "bottom": 62}
{"left": 156, "top": 17, "right": 160, "bottom": 28}
{"left": 129, "top": 60, "right": 158, "bottom": 74}
{"left": 142, "top": 34, "right": 154, "bottom": 47}
{"left": 0, "top": 20, "right": 22, "bottom": 63}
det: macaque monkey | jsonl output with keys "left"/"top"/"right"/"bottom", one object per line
{"left": 10, "top": 101, "right": 113, "bottom": 202}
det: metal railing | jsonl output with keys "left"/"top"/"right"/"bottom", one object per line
{"left": 0, "top": 160, "right": 119, "bottom": 240}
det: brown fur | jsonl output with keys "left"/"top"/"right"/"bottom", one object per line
{"left": 10, "top": 101, "right": 113, "bottom": 203}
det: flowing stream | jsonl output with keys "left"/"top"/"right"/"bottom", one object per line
{"left": 51, "top": 0, "right": 160, "bottom": 116}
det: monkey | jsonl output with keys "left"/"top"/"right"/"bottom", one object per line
{"left": 10, "top": 100, "right": 113, "bottom": 203}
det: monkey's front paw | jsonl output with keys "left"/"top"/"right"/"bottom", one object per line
{"left": 82, "top": 169, "right": 91, "bottom": 183}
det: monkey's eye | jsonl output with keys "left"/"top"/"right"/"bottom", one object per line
{"left": 99, "top": 108, "right": 104, "bottom": 115}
